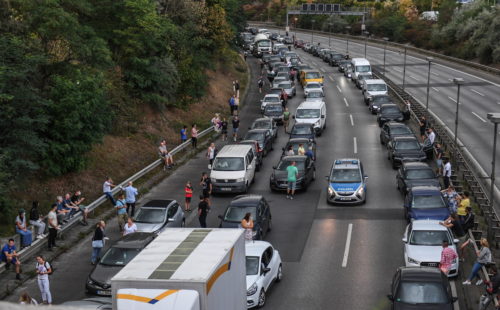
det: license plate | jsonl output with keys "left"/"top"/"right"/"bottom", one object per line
{"left": 339, "top": 197, "right": 351, "bottom": 201}
{"left": 221, "top": 188, "right": 232, "bottom": 191}
{"left": 97, "top": 290, "right": 111, "bottom": 295}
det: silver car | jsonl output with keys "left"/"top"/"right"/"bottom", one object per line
{"left": 277, "top": 81, "right": 296, "bottom": 97}
{"left": 305, "top": 90, "right": 325, "bottom": 102}
{"left": 250, "top": 118, "right": 278, "bottom": 139}
{"left": 303, "top": 82, "right": 323, "bottom": 97}
{"left": 272, "top": 77, "right": 287, "bottom": 88}
{"left": 134, "top": 200, "right": 185, "bottom": 234}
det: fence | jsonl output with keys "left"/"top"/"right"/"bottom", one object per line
{"left": 0, "top": 126, "right": 216, "bottom": 274}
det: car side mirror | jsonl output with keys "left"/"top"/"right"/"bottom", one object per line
{"left": 325, "top": 176, "right": 329, "bottom": 181}
{"left": 248, "top": 126, "right": 251, "bottom": 130}
{"left": 218, "top": 215, "right": 223, "bottom": 220}
{"left": 281, "top": 147, "right": 285, "bottom": 151}
{"left": 168, "top": 218, "right": 175, "bottom": 222}
{"left": 292, "top": 115, "right": 295, "bottom": 119}
{"left": 272, "top": 166, "right": 277, "bottom": 169}
{"left": 248, "top": 164, "right": 253, "bottom": 170}
{"left": 364, "top": 176, "right": 368, "bottom": 181}
{"left": 452, "top": 297, "right": 458, "bottom": 302}
{"left": 321, "top": 115, "right": 325, "bottom": 119}
{"left": 402, "top": 237, "right": 407, "bottom": 243}
{"left": 262, "top": 267, "right": 271, "bottom": 274}
{"left": 387, "top": 294, "right": 394, "bottom": 301}
{"left": 453, "top": 239, "right": 459, "bottom": 244}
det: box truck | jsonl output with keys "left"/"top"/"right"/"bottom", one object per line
{"left": 111, "top": 228, "right": 246, "bottom": 310}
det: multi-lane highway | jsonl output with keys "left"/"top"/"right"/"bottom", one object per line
{"left": 3, "top": 45, "right": 461, "bottom": 308}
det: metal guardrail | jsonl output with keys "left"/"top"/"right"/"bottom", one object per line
{"left": 250, "top": 22, "right": 500, "bottom": 76}
{"left": 0, "top": 126, "right": 216, "bottom": 273}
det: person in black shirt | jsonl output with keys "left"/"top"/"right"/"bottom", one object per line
{"left": 462, "top": 207, "right": 475, "bottom": 231}
{"left": 479, "top": 265, "right": 500, "bottom": 310}
{"left": 232, "top": 116, "right": 240, "bottom": 142}
{"left": 440, "top": 214, "right": 465, "bottom": 238}
{"left": 198, "top": 195, "right": 210, "bottom": 228}
{"left": 29, "top": 201, "right": 46, "bottom": 239}
{"left": 419, "top": 116, "right": 428, "bottom": 142}
{"left": 221, "top": 118, "right": 228, "bottom": 141}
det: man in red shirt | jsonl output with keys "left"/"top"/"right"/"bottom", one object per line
{"left": 440, "top": 240, "right": 458, "bottom": 275}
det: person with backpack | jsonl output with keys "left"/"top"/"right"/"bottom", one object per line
{"left": 35, "top": 255, "right": 52, "bottom": 305}
{"left": 478, "top": 265, "right": 500, "bottom": 310}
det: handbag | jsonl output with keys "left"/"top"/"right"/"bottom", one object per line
{"left": 92, "top": 240, "right": 104, "bottom": 248}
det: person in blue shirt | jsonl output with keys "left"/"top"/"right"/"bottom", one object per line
{"left": 180, "top": 125, "right": 188, "bottom": 143}
{"left": 115, "top": 193, "right": 128, "bottom": 233}
{"left": 124, "top": 181, "right": 138, "bottom": 217}
{"left": 15, "top": 209, "right": 32, "bottom": 247}
{"left": 305, "top": 146, "right": 315, "bottom": 161}
{"left": 1, "top": 239, "right": 22, "bottom": 280}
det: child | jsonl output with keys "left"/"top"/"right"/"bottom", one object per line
{"left": 184, "top": 181, "right": 193, "bottom": 212}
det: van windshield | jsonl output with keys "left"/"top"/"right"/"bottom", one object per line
{"left": 296, "top": 109, "right": 320, "bottom": 119}
{"left": 305, "top": 72, "right": 321, "bottom": 79}
{"left": 367, "top": 84, "right": 387, "bottom": 91}
{"left": 259, "top": 41, "right": 271, "bottom": 47}
{"left": 355, "top": 65, "right": 371, "bottom": 72}
{"left": 212, "top": 157, "right": 244, "bottom": 171}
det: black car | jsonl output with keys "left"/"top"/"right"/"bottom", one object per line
{"left": 387, "top": 135, "right": 428, "bottom": 169}
{"left": 338, "top": 60, "right": 351, "bottom": 73}
{"left": 270, "top": 155, "right": 316, "bottom": 191}
{"left": 369, "top": 95, "right": 393, "bottom": 114}
{"left": 250, "top": 117, "right": 278, "bottom": 140}
{"left": 263, "top": 103, "right": 284, "bottom": 125}
{"left": 396, "top": 162, "right": 440, "bottom": 195}
{"left": 244, "top": 129, "right": 273, "bottom": 156}
{"left": 239, "top": 140, "right": 263, "bottom": 171}
{"left": 218, "top": 195, "right": 272, "bottom": 240}
{"left": 282, "top": 138, "right": 317, "bottom": 160}
{"left": 377, "top": 103, "right": 404, "bottom": 127}
{"left": 86, "top": 232, "right": 156, "bottom": 296}
{"left": 380, "top": 122, "right": 415, "bottom": 145}
{"left": 270, "top": 33, "right": 279, "bottom": 40}
{"left": 388, "top": 267, "right": 456, "bottom": 310}
{"left": 290, "top": 123, "right": 316, "bottom": 140}
{"left": 328, "top": 53, "right": 345, "bottom": 66}
{"left": 355, "top": 73, "right": 373, "bottom": 89}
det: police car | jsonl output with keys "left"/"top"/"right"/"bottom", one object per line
{"left": 326, "top": 159, "right": 367, "bottom": 204}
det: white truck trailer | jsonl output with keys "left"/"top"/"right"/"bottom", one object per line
{"left": 111, "top": 228, "right": 246, "bottom": 310}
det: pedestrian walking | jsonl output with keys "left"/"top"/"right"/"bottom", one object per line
{"left": 91, "top": 221, "right": 106, "bottom": 265}
{"left": 306, "top": 146, "right": 315, "bottom": 161}
{"left": 124, "top": 181, "right": 138, "bottom": 217}
{"left": 103, "top": 177, "right": 116, "bottom": 206}
{"left": 35, "top": 255, "right": 52, "bottom": 305}
{"left": 243, "top": 51, "right": 247, "bottom": 61}
{"left": 439, "top": 240, "right": 458, "bottom": 275}
{"left": 435, "top": 143, "right": 444, "bottom": 175}
{"left": 286, "top": 161, "right": 299, "bottom": 200}
{"left": 478, "top": 265, "right": 500, "bottom": 310}
{"left": 241, "top": 213, "right": 254, "bottom": 241}
{"left": 1, "top": 239, "right": 22, "bottom": 280}
{"left": 419, "top": 116, "right": 428, "bottom": 142}
{"left": 15, "top": 209, "right": 32, "bottom": 247}
{"left": 258, "top": 76, "right": 264, "bottom": 94}
{"left": 29, "top": 201, "right": 46, "bottom": 239}
{"left": 221, "top": 118, "right": 228, "bottom": 141}
{"left": 200, "top": 172, "right": 212, "bottom": 204}
{"left": 198, "top": 195, "right": 210, "bottom": 228}
{"left": 180, "top": 125, "right": 188, "bottom": 143}
{"left": 283, "top": 107, "right": 290, "bottom": 133}
{"left": 47, "top": 204, "right": 59, "bottom": 251}
{"left": 115, "top": 193, "right": 127, "bottom": 232}
{"left": 427, "top": 127, "right": 436, "bottom": 145}
{"left": 403, "top": 100, "right": 411, "bottom": 120}
{"left": 443, "top": 158, "right": 452, "bottom": 189}
{"left": 229, "top": 95, "right": 236, "bottom": 115}
{"left": 207, "top": 142, "right": 217, "bottom": 168}
{"left": 19, "top": 292, "right": 37, "bottom": 305}
{"left": 184, "top": 181, "right": 193, "bottom": 212}
{"left": 235, "top": 80, "right": 240, "bottom": 98}
{"left": 233, "top": 96, "right": 239, "bottom": 115}
{"left": 191, "top": 124, "right": 198, "bottom": 149}
{"left": 463, "top": 238, "right": 492, "bottom": 285}
{"left": 123, "top": 218, "right": 137, "bottom": 236}
{"left": 232, "top": 116, "right": 240, "bottom": 142}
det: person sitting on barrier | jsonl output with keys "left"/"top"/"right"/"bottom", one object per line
{"left": 1, "top": 239, "right": 22, "bottom": 280}
{"left": 478, "top": 265, "right": 500, "bottom": 310}
{"left": 159, "top": 139, "right": 174, "bottom": 169}
{"left": 71, "top": 190, "right": 89, "bottom": 226}
{"left": 29, "top": 201, "right": 46, "bottom": 239}
{"left": 15, "top": 209, "right": 32, "bottom": 247}
{"left": 55, "top": 196, "right": 70, "bottom": 224}
{"left": 462, "top": 206, "right": 475, "bottom": 232}
{"left": 463, "top": 238, "right": 492, "bottom": 286}
{"left": 63, "top": 193, "right": 80, "bottom": 218}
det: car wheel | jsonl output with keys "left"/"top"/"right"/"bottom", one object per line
{"left": 258, "top": 289, "right": 266, "bottom": 308}
{"left": 392, "top": 161, "right": 398, "bottom": 170}
{"left": 181, "top": 219, "right": 186, "bottom": 227}
{"left": 267, "top": 218, "right": 272, "bottom": 232}
{"left": 276, "top": 264, "right": 283, "bottom": 282}
{"left": 312, "top": 169, "right": 316, "bottom": 181}
{"left": 263, "top": 148, "right": 268, "bottom": 157}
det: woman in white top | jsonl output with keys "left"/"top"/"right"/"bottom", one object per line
{"left": 207, "top": 143, "right": 216, "bottom": 167}
{"left": 123, "top": 218, "right": 137, "bottom": 236}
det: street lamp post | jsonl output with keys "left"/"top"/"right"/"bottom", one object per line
{"left": 487, "top": 113, "right": 500, "bottom": 214}
{"left": 345, "top": 26, "right": 351, "bottom": 55}
{"left": 328, "top": 23, "right": 333, "bottom": 47}
{"left": 294, "top": 17, "right": 298, "bottom": 40}
{"left": 425, "top": 57, "right": 433, "bottom": 112}
{"left": 311, "top": 19, "right": 315, "bottom": 44}
{"left": 364, "top": 31, "right": 369, "bottom": 58}
{"left": 402, "top": 45, "right": 408, "bottom": 92}
{"left": 453, "top": 78, "right": 464, "bottom": 146}
{"left": 382, "top": 37, "right": 389, "bottom": 76}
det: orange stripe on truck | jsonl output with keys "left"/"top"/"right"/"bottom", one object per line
{"left": 206, "top": 247, "right": 235, "bottom": 294}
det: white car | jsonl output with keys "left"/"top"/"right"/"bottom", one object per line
{"left": 402, "top": 220, "right": 459, "bottom": 277}
{"left": 305, "top": 90, "right": 325, "bottom": 102}
{"left": 303, "top": 82, "right": 323, "bottom": 97}
{"left": 246, "top": 241, "right": 282, "bottom": 308}
{"left": 260, "top": 94, "right": 281, "bottom": 112}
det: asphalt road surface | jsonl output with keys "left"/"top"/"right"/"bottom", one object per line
{"left": 275, "top": 26, "right": 500, "bottom": 194}
{"left": 4, "top": 50, "right": 460, "bottom": 309}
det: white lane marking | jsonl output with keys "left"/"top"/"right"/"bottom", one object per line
{"left": 448, "top": 78, "right": 453, "bottom": 82}
{"left": 409, "top": 75, "right": 420, "bottom": 81}
{"left": 450, "top": 281, "right": 460, "bottom": 310}
{"left": 471, "top": 89, "right": 485, "bottom": 97}
{"left": 432, "top": 87, "right": 440, "bottom": 92}
{"left": 311, "top": 61, "right": 318, "bottom": 66}
{"left": 448, "top": 96, "right": 458, "bottom": 104}
{"left": 336, "top": 85, "right": 342, "bottom": 93}
{"left": 393, "top": 68, "right": 402, "bottom": 73}
{"left": 431, "top": 72, "right": 440, "bottom": 76}
{"left": 342, "top": 223, "right": 353, "bottom": 268}
{"left": 344, "top": 97, "right": 349, "bottom": 107}
{"left": 350, "top": 114, "right": 354, "bottom": 126}
{"left": 320, "top": 68, "right": 326, "bottom": 73}
{"left": 353, "top": 137, "right": 357, "bottom": 154}
{"left": 329, "top": 76, "right": 335, "bottom": 82}
{"left": 472, "top": 112, "right": 487, "bottom": 122}
{"left": 498, "top": 102, "right": 500, "bottom": 105}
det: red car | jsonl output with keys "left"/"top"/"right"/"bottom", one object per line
{"left": 294, "top": 40, "right": 304, "bottom": 48}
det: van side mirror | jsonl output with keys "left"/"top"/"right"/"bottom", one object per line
{"left": 402, "top": 237, "right": 407, "bottom": 243}
{"left": 321, "top": 115, "right": 325, "bottom": 119}
{"left": 387, "top": 295, "right": 394, "bottom": 301}
{"left": 292, "top": 115, "right": 295, "bottom": 119}
{"left": 168, "top": 218, "right": 175, "bottom": 222}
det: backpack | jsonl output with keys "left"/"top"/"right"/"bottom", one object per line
{"left": 36, "top": 261, "right": 53, "bottom": 275}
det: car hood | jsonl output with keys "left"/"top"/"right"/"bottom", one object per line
{"left": 394, "top": 303, "right": 452, "bottom": 310}
{"left": 304, "top": 88, "right": 322, "bottom": 93}
{"left": 394, "top": 149, "right": 425, "bottom": 158}
{"left": 295, "top": 118, "right": 320, "bottom": 125}
{"left": 220, "top": 220, "right": 240, "bottom": 228}
{"left": 290, "top": 133, "right": 314, "bottom": 139}
{"left": 134, "top": 222, "right": 163, "bottom": 233}
{"left": 211, "top": 170, "right": 246, "bottom": 179}
{"left": 410, "top": 207, "right": 450, "bottom": 221}
{"left": 366, "top": 90, "right": 388, "bottom": 96}
{"left": 273, "top": 170, "right": 304, "bottom": 180}
{"left": 246, "top": 275, "right": 259, "bottom": 290}
{"left": 89, "top": 264, "right": 122, "bottom": 287}
{"left": 405, "top": 178, "right": 440, "bottom": 189}
{"left": 380, "top": 112, "right": 404, "bottom": 119}
{"left": 264, "top": 112, "right": 283, "bottom": 117}
{"left": 330, "top": 183, "right": 361, "bottom": 192}
{"left": 406, "top": 244, "right": 449, "bottom": 263}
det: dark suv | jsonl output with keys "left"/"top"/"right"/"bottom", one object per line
{"left": 380, "top": 122, "right": 415, "bottom": 145}
{"left": 377, "top": 104, "right": 404, "bottom": 127}
{"left": 218, "top": 195, "right": 272, "bottom": 240}
{"left": 86, "top": 232, "right": 155, "bottom": 296}
{"left": 387, "top": 135, "right": 427, "bottom": 169}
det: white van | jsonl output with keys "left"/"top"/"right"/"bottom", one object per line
{"left": 293, "top": 101, "right": 327, "bottom": 136}
{"left": 351, "top": 58, "right": 372, "bottom": 83}
{"left": 210, "top": 145, "right": 256, "bottom": 193}
{"left": 363, "top": 79, "right": 388, "bottom": 104}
